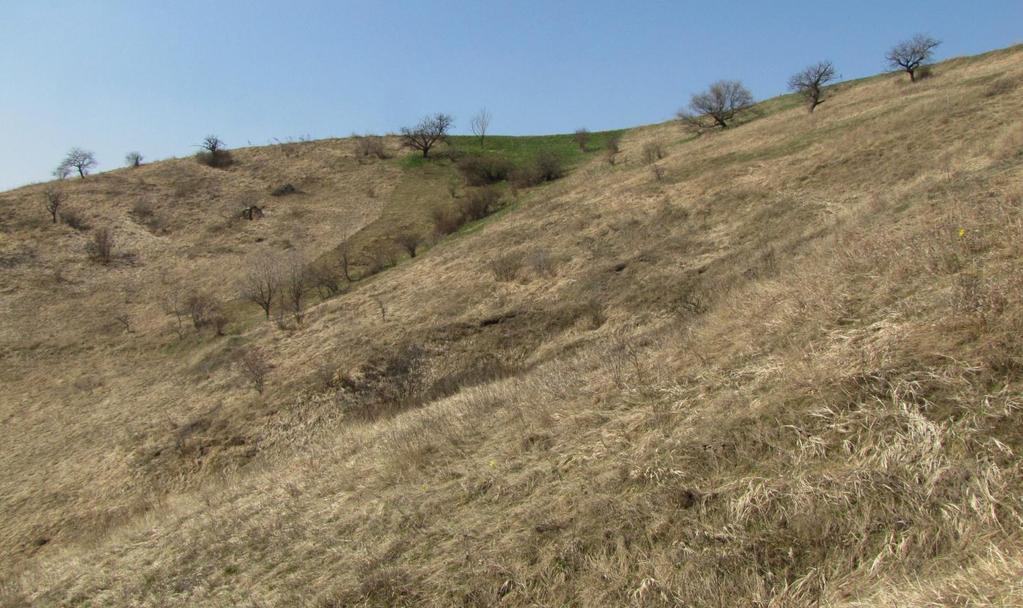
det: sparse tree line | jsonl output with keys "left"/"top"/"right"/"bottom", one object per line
{"left": 42, "top": 32, "right": 941, "bottom": 188}
{"left": 679, "top": 34, "right": 940, "bottom": 130}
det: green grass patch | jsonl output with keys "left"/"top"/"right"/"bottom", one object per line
{"left": 396, "top": 129, "right": 628, "bottom": 173}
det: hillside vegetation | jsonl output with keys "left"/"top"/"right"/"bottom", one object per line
{"left": 1, "top": 45, "right": 1023, "bottom": 606}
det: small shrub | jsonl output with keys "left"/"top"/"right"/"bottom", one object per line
{"left": 642, "top": 142, "right": 665, "bottom": 163}
{"left": 581, "top": 298, "right": 607, "bottom": 329}
{"left": 61, "top": 208, "right": 89, "bottom": 231}
{"left": 527, "top": 248, "right": 556, "bottom": 278}
{"left": 356, "top": 135, "right": 389, "bottom": 159}
{"left": 489, "top": 253, "right": 523, "bottom": 282}
{"left": 916, "top": 65, "right": 933, "bottom": 80}
{"left": 238, "top": 347, "right": 270, "bottom": 393}
{"left": 512, "top": 150, "right": 565, "bottom": 187}
{"left": 431, "top": 207, "right": 463, "bottom": 236}
{"left": 186, "top": 292, "right": 227, "bottom": 335}
{"left": 459, "top": 186, "right": 501, "bottom": 221}
{"left": 605, "top": 133, "right": 623, "bottom": 165}
{"left": 87, "top": 227, "right": 115, "bottom": 264}
{"left": 271, "top": 183, "right": 298, "bottom": 196}
{"left": 651, "top": 164, "right": 667, "bottom": 182}
{"left": 574, "top": 128, "right": 590, "bottom": 151}
{"left": 984, "top": 78, "right": 1017, "bottom": 98}
{"left": 132, "top": 201, "right": 169, "bottom": 233}
{"left": 533, "top": 150, "right": 564, "bottom": 182}
{"left": 456, "top": 154, "right": 514, "bottom": 185}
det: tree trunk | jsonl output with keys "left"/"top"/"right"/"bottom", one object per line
{"left": 908, "top": 68, "right": 916, "bottom": 82}
{"left": 77, "top": 167, "right": 85, "bottom": 178}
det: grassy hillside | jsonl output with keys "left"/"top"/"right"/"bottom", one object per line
{"left": 1, "top": 45, "right": 1023, "bottom": 606}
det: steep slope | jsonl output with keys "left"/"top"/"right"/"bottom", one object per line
{"left": 2, "top": 45, "right": 1023, "bottom": 606}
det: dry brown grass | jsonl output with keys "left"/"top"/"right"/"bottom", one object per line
{"left": 1, "top": 44, "right": 1023, "bottom": 606}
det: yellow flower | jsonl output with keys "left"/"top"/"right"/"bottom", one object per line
{"left": 958, "top": 228, "right": 966, "bottom": 238}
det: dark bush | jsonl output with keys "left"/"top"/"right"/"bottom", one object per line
{"left": 196, "top": 149, "right": 234, "bottom": 168}
{"left": 87, "top": 227, "right": 115, "bottom": 264}
{"left": 511, "top": 150, "right": 565, "bottom": 187}
{"left": 431, "top": 207, "right": 463, "bottom": 236}
{"left": 271, "top": 183, "right": 298, "bottom": 196}
{"left": 61, "top": 208, "right": 89, "bottom": 231}
{"left": 605, "top": 132, "right": 623, "bottom": 164}
{"left": 308, "top": 263, "right": 346, "bottom": 299}
{"left": 459, "top": 186, "right": 501, "bottom": 221}
{"left": 456, "top": 154, "right": 514, "bottom": 185}
{"left": 581, "top": 298, "right": 607, "bottom": 329}
{"left": 534, "top": 149, "right": 565, "bottom": 182}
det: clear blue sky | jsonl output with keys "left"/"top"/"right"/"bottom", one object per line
{"left": 2, "top": 0, "right": 1021, "bottom": 191}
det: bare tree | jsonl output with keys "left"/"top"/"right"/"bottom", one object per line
{"left": 62, "top": 148, "right": 97, "bottom": 178}
{"left": 279, "top": 252, "right": 309, "bottom": 325}
{"left": 239, "top": 252, "right": 281, "bottom": 319}
{"left": 87, "top": 227, "right": 115, "bottom": 264}
{"left": 400, "top": 113, "right": 453, "bottom": 158}
{"left": 186, "top": 291, "right": 227, "bottom": 335}
{"left": 308, "top": 262, "right": 345, "bottom": 299}
{"left": 43, "top": 188, "right": 64, "bottom": 223}
{"left": 338, "top": 241, "right": 355, "bottom": 282}
{"left": 125, "top": 151, "right": 144, "bottom": 167}
{"left": 201, "top": 135, "right": 225, "bottom": 153}
{"left": 574, "top": 128, "right": 591, "bottom": 151}
{"left": 886, "top": 35, "right": 941, "bottom": 82}
{"left": 605, "top": 132, "right": 623, "bottom": 165}
{"left": 53, "top": 163, "right": 71, "bottom": 180}
{"left": 470, "top": 107, "right": 492, "bottom": 148}
{"left": 681, "top": 80, "right": 754, "bottom": 129}
{"left": 788, "top": 61, "right": 838, "bottom": 112}
{"left": 238, "top": 347, "right": 270, "bottom": 393}
{"left": 196, "top": 135, "right": 233, "bottom": 167}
